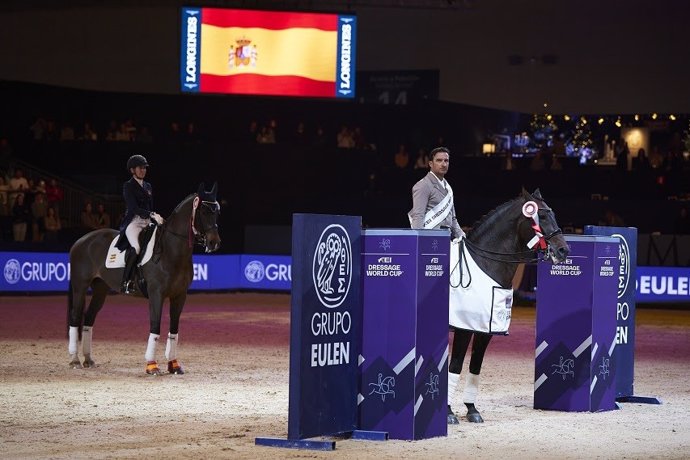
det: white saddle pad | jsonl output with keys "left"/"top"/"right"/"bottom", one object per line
{"left": 105, "top": 228, "right": 158, "bottom": 269}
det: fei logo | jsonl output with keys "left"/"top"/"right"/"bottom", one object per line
{"left": 312, "top": 224, "right": 352, "bottom": 308}
{"left": 613, "top": 233, "right": 630, "bottom": 298}
{"left": 4, "top": 259, "right": 21, "bottom": 284}
{"left": 244, "top": 260, "right": 265, "bottom": 283}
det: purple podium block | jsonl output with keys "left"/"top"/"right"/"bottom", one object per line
{"left": 535, "top": 235, "right": 619, "bottom": 412}
{"left": 359, "top": 229, "right": 449, "bottom": 440}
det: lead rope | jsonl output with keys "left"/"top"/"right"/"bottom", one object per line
{"left": 450, "top": 238, "right": 472, "bottom": 289}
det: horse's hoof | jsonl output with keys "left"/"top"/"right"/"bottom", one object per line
{"left": 69, "top": 359, "right": 82, "bottom": 369}
{"left": 82, "top": 359, "right": 95, "bottom": 368}
{"left": 447, "top": 405, "right": 460, "bottom": 425}
{"left": 146, "top": 361, "right": 162, "bottom": 376}
{"left": 167, "top": 359, "right": 184, "bottom": 375}
{"left": 466, "top": 410, "right": 484, "bottom": 423}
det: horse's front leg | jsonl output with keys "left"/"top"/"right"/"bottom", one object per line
{"left": 144, "top": 291, "right": 165, "bottom": 376}
{"left": 165, "top": 293, "right": 187, "bottom": 375}
{"left": 463, "top": 332, "right": 493, "bottom": 423}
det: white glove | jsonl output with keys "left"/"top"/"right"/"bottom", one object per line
{"left": 150, "top": 212, "right": 164, "bottom": 225}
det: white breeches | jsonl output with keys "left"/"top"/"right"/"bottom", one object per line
{"left": 126, "top": 216, "right": 150, "bottom": 254}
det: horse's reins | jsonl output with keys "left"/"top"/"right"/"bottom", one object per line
{"left": 450, "top": 204, "right": 562, "bottom": 288}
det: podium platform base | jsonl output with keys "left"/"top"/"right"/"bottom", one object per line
{"left": 616, "top": 395, "right": 662, "bottom": 405}
{"left": 255, "top": 430, "right": 388, "bottom": 450}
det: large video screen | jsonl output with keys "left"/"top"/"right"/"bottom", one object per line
{"left": 180, "top": 7, "right": 357, "bottom": 98}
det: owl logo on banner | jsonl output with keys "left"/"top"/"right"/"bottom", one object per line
{"left": 228, "top": 37, "right": 258, "bottom": 69}
{"left": 4, "top": 259, "right": 21, "bottom": 285}
{"left": 613, "top": 233, "right": 630, "bottom": 299}
{"left": 312, "top": 224, "right": 352, "bottom": 308}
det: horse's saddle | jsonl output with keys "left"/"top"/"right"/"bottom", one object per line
{"left": 105, "top": 226, "right": 158, "bottom": 269}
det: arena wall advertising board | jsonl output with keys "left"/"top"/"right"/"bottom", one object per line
{"left": 180, "top": 7, "right": 357, "bottom": 98}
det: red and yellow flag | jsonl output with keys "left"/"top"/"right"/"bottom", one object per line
{"left": 199, "top": 9, "right": 339, "bottom": 97}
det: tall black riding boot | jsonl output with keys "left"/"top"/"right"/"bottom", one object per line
{"left": 121, "top": 248, "right": 137, "bottom": 294}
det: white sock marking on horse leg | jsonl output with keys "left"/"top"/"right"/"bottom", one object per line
{"left": 463, "top": 372, "right": 481, "bottom": 405}
{"left": 145, "top": 333, "right": 160, "bottom": 362}
{"left": 165, "top": 333, "right": 178, "bottom": 361}
{"left": 82, "top": 326, "right": 92, "bottom": 356}
{"left": 68, "top": 326, "right": 79, "bottom": 356}
{"left": 448, "top": 372, "right": 460, "bottom": 404}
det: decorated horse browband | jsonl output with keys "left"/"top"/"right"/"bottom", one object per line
{"left": 522, "top": 200, "right": 549, "bottom": 250}
{"left": 190, "top": 195, "right": 220, "bottom": 237}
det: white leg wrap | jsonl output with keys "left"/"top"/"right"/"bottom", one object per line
{"left": 68, "top": 326, "right": 79, "bottom": 356}
{"left": 144, "top": 333, "right": 160, "bottom": 362}
{"left": 463, "top": 372, "right": 481, "bottom": 404}
{"left": 82, "top": 326, "right": 93, "bottom": 356}
{"left": 448, "top": 372, "right": 460, "bottom": 402}
{"left": 165, "top": 333, "right": 178, "bottom": 361}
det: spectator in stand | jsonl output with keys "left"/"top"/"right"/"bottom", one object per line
{"left": 336, "top": 125, "right": 355, "bottom": 148}
{"left": 12, "top": 193, "right": 31, "bottom": 242}
{"left": 293, "top": 121, "right": 308, "bottom": 145}
{"left": 105, "top": 120, "right": 118, "bottom": 141}
{"left": 31, "top": 192, "right": 48, "bottom": 241}
{"left": 185, "top": 122, "right": 200, "bottom": 144}
{"left": 80, "top": 201, "right": 99, "bottom": 230}
{"left": 29, "top": 117, "right": 47, "bottom": 141}
{"left": 602, "top": 209, "right": 625, "bottom": 227}
{"left": 247, "top": 120, "right": 259, "bottom": 142}
{"left": 353, "top": 126, "right": 369, "bottom": 150}
{"left": 256, "top": 125, "right": 276, "bottom": 144}
{"left": 413, "top": 148, "right": 429, "bottom": 170}
{"left": 43, "top": 206, "right": 61, "bottom": 241}
{"left": 44, "top": 119, "right": 58, "bottom": 142}
{"left": 0, "top": 176, "right": 8, "bottom": 215}
{"left": 46, "top": 178, "right": 64, "bottom": 218}
{"left": 529, "top": 151, "right": 546, "bottom": 171}
{"left": 79, "top": 122, "right": 99, "bottom": 141}
{"left": 8, "top": 168, "right": 29, "bottom": 208}
{"left": 394, "top": 143, "right": 411, "bottom": 169}
{"left": 115, "top": 123, "right": 132, "bottom": 141}
{"left": 95, "top": 203, "right": 112, "bottom": 229}
{"left": 616, "top": 139, "right": 630, "bottom": 172}
{"left": 633, "top": 148, "right": 651, "bottom": 171}
{"left": 312, "top": 126, "right": 328, "bottom": 147}
{"left": 136, "top": 126, "right": 153, "bottom": 143}
{"left": 59, "top": 122, "right": 75, "bottom": 141}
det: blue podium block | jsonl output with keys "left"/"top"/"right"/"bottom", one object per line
{"left": 534, "top": 235, "right": 619, "bottom": 412}
{"left": 359, "top": 229, "right": 449, "bottom": 440}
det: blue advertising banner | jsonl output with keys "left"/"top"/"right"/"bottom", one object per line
{"left": 287, "top": 214, "right": 362, "bottom": 440}
{"left": 239, "top": 255, "right": 291, "bottom": 291}
{"left": 584, "top": 226, "right": 637, "bottom": 398}
{"left": 0, "top": 252, "right": 240, "bottom": 292}
{"left": 335, "top": 16, "right": 357, "bottom": 98}
{"left": 535, "top": 235, "right": 619, "bottom": 412}
{"left": 636, "top": 266, "right": 690, "bottom": 302}
{"left": 180, "top": 7, "right": 202, "bottom": 92}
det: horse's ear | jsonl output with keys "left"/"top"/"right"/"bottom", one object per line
{"left": 521, "top": 187, "right": 531, "bottom": 199}
{"left": 532, "top": 188, "right": 543, "bottom": 199}
{"left": 210, "top": 182, "right": 217, "bottom": 197}
{"left": 197, "top": 182, "right": 206, "bottom": 195}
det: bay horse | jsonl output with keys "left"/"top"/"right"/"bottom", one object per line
{"left": 68, "top": 183, "right": 221, "bottom": 375}
{"left": 447, "top": 188, "right": 569, "bottom": 423}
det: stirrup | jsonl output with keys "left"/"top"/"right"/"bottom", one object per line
{"left": 122, "top": 280, "right": 134, "bottom": 294}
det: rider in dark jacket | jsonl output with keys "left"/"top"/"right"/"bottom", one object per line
{"left": 116, "top": 155, "right": 164, "bottom": 293}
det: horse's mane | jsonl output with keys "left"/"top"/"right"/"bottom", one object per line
{"left": 466, "top": 195, "right": 524, "bottom": 237}
{"left": 171, "top": 193, "right": 197, "bottom": 214}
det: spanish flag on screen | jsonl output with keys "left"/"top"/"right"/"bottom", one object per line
{"left": 180, "top": 8, "right": 356, "bottom": 98}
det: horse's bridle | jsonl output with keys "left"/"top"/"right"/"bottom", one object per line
{"left": 463, "top": 205, "right": 562, "bottom": 264}
{"left": 162, "top": 195, "right": 220, "bottom": 249}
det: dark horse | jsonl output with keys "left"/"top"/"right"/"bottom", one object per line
{"left": 68, "top": 183, "right": 221, "bottom": 375}
{"left": 447, "top": 189, "right": 570, "bottom": 423}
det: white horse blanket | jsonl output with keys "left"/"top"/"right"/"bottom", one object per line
{"left": 104, "top": 227, "right": 158, "bottom": 269}
{"left": 449, "top": 238, "right": 513, "bottom": 335}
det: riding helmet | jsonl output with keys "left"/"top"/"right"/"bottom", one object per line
{"left": 127, "top": 154, "right": 149, "bottom": 171}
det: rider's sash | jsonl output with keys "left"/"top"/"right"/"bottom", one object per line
{"left": 422, "top": 184, "right": 453, "bottom": 229}
{"left": 449, "top": 238, "right": 513, "bottom": 334}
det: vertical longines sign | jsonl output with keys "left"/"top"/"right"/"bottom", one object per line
{"left": 584, "top": 226, "right": 637, "bottom": 398}
{"left": 287, "top": 214, "right": 362, "bottom": 440}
